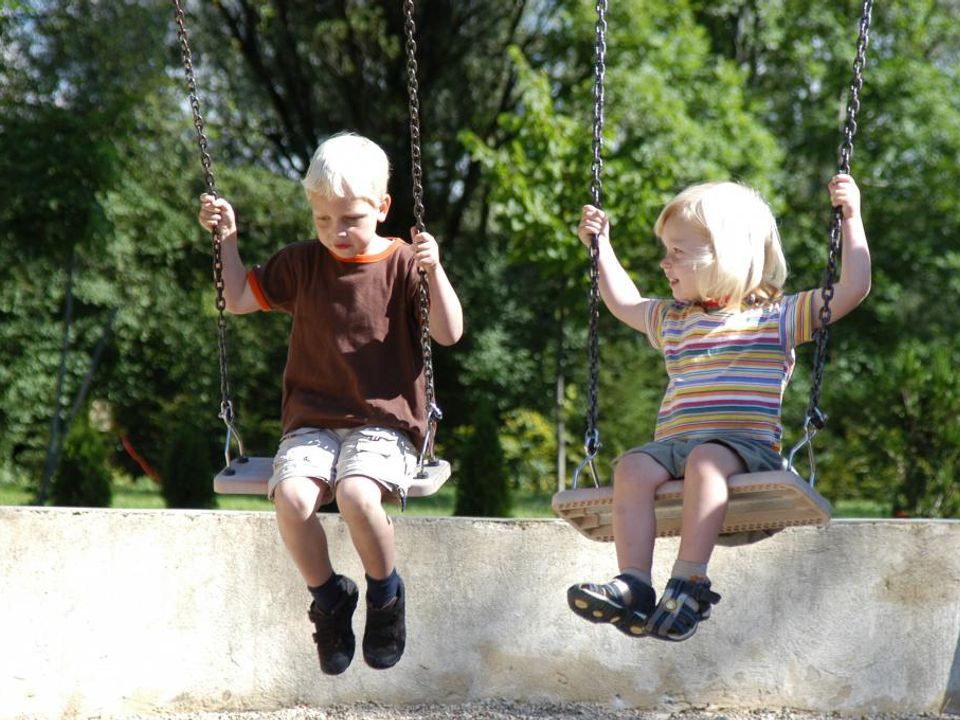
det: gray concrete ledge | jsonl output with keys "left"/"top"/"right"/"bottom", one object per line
{"left": 2, "top": 507, "right": 958, "bottom": 719}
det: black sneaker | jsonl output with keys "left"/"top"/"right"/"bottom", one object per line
{"left": 307, "top": 576, "right": 359, "bottom": 675}
{"left": 362, "top": 575, "right": 406, "bottom": 669}
{"left": 568, "top": 574, "right": 656, "bottom": 638}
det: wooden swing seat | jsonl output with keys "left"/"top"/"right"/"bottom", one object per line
{"left": 552, "top": 470, "right": 831, "bottom": 543}
{"left": 213, "top": 456, "right": 451, "bottom": 498}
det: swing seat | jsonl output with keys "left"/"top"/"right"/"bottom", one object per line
{"left": 213, "top": 456, "right": 451, "bottom": 498}
{"left": 552, "top": 470, "right": 831, "bottom": 544}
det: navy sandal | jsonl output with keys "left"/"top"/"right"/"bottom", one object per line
{"left": 567, "top": 574, "right": 656, "bottom": 638}
{"left": 646, "top": 577, "right": 721, "bottom": 642}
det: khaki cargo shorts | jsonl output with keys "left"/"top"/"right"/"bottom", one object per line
{"left": 268, "top": 426, "right": 418, "bottom": 504}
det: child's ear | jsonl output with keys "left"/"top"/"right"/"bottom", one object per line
{"left": 377, "top": 193, "right": 392, "bottom": 222}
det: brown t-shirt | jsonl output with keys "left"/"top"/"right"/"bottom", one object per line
{"left": 248, "top": 238, "right": 427, "bottom": 448}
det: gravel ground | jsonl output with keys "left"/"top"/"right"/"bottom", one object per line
{"left": 122, "top": 700, "right": 943, "bottom": 720}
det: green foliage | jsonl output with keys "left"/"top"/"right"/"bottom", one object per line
{"left": 2, "top": 0, "right": 960, "bottom": 520}
{"left": 158, "top": 397, "right": 218, "bottom": 510}
{"left": 830, "top": 341, "right": 960, "bottom": 518}
{"left": 500, "top": 408, "right": 557, "bottom": 493}
{"left": 454, "top": 399, "right": 510, "bottom": 517}
{"left": 50, "top": 411, "right": 112, "bottom": 508}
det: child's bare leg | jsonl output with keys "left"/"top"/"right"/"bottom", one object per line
{"left": 613, "top": 452, "right": 672, "bottom": 575}
{"left": 567, "top": 452, "right": 670, "bottom": 636}
{"left": 676, "top": 442, "right": 746, "bottom": 565}
{"left": 335, "top": 475, "right": 395, "bottom": 580}
{"left": 273, "top": 476, "right": 334, "bottom": 586}
{"left": 336, "top": 474, "right": 405, "bottom": 669}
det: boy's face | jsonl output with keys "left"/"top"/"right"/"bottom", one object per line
{"left": 658, "top": 215, "right": 712, "bottom": 302}
{"left": 310, "top": 192, "right": 391, "bottom": 259}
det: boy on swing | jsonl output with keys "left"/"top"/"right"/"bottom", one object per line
{"left": 569, "top": 175, "right": 870, "bottom": 641}
{"left": 198, "top": 132, "right": 463, "bottom": 674}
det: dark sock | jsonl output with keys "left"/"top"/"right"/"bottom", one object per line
{"left": 308, "top": 573, "right": 346, "bottom": 612}
{"left": 366, "top": 570, "right": 400, "bottom": 608}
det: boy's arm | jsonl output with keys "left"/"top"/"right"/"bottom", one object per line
{"left": 198, "top": 194, "right": 261, "bottom": 315}
{"left": 811, "top": 174, "right": 871, "bottom": 328}
{"left": 579, "top": 205, "right": 654, "bottom": 335}
{"left": 424, "top": 264, "right": 463, "bottom": 346}
{"left": 411, "top": 229, "right": 463, "bottom": 346}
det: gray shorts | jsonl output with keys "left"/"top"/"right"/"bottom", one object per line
{"left": 268, "top": 426, "right": 418, "bottom": 503}
{"left": 619, "top": 436, "right": 786, "bottom": 479}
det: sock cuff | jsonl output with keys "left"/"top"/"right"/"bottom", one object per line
{"left": 671, "top": 559, "right": 709, "bottom": 581}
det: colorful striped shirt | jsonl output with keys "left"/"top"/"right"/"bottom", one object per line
{"left": 644, "top": 291, "right": 817, "bottom": 451}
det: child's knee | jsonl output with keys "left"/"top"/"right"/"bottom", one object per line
{"left": 274, "top": 476, "right": 328, "bottom": 520}
{"left": 335, "top": 475, "right": 385, "bottom": 516}
{"left": 614, "top": 452, "right": 669, "bottom": 491}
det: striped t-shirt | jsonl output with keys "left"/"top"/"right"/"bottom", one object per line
{"left": 644, "top": 291, "right": 817, "bottom": 451}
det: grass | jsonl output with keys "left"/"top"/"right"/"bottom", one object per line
{"left": 0, "top": 474, "right": 888, "bottom": 519}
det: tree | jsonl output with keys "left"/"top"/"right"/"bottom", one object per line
{"left": 454, "top": 398, "right": 510, "bottom": 517}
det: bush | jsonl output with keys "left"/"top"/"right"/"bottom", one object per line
{"left": 454, "top": 398, "right": 510, "bottom": 517}
{"left": 159, "top": 407, "right": 218, "bottom": 509}
{"left": 50, "top": 413, "right": 112, "bottom": 507}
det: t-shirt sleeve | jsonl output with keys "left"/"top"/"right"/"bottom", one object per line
{"left": 250, "top": 245, "right": 300, "bottom": 314}
{"left": 780, "top": 290, "right": 817, "bottom": 350}
{"left": 644, "top": 299, "right": 668, "bottom": 352}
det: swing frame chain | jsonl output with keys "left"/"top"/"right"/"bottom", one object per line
{"left": 793, "top": 0, "right": 872, "bottom": 485}
{"left": 172, "top": 0, "right": 245, "bottom": 472}
{"left": 403, "top": 0, "right": 442, "bottom": 471}
{"left": 573, "top": 0, "right": 608, "bottom": 491}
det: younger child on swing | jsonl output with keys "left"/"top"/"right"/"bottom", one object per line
{"left": 568, "top": 174, "right": 870, "bottom": 641}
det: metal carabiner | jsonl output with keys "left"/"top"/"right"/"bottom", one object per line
{"left": 572, "top": 429, "right": 602, "bottom": 489}
{"left": 786, "top": 416, "right": 820, "bottom": 487}
{"left": 218, "top": 400, "right": 246, "bottom": 473}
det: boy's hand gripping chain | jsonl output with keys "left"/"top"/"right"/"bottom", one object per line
{"left": 172, "top": 0, "right": 247, "bottom": 473}
{"left": 403, "top": 0, "right": 443, "bottom": 479}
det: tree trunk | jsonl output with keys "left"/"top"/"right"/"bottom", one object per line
{"left": 37, "top": 247, "right": 77, "bottom": 504}
{"left": 555, "top": 308, "right": 566, "bottom": 492}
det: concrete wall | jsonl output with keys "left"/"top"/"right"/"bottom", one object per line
{"left": 2, "top": 507, "right": 958, "bottom": 719}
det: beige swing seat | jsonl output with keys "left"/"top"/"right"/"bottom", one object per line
{"left": 552, "top": 470, "right": 831, "bottom": 543}
{"left": 214, "top": 456, "right": 451, "bottom": 497}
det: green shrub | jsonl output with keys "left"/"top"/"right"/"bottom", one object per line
{"left": 159, "top": 412, "right": 218, "bottom": 510}
{"left": 454, "top": 398, "right": 510, "bottom": 517}
{"left": 50, "top": 413, "right": 112, "bottom": 507}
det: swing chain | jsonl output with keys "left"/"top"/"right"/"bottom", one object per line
{"left": 402, "top": 0, "right": 442, "bottom": 471}
{"left": 574, "top": 0, "right": 608, "bottom": 489}
{"left": 172, "top": 0, "right": 245, "bottom": 467}
{"left": 804, "top": 0, "right": 873, "bottom": 428}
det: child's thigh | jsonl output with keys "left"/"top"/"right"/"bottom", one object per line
{"left": 334, "top": 426, "right": 417, "bottom": 496}
{"left": 268, "top": 427, "right": 341, "bottom": 503}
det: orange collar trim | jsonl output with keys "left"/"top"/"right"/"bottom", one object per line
{"left": 330, "top": 237, "right": 402, "bottom": 264}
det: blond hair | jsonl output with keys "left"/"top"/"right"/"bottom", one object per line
{"left": 654, "top": 182, "right": 787, "bottom": 307}
{"left": 301, "top": 132, "right": 390, "bottom": 204}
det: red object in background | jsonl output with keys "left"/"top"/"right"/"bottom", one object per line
{"left": 120, "top": 435, "right": 161, "bottom": 484}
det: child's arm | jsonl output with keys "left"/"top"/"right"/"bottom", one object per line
{"left": 411, "top": 229, "right": 463, "bottom": 346}
{"left": 812, "top": 174, "right": 871, "bottom": 327}
{"left": 198, "top": 194, "right": 261, "bottom": 315}
{"left": 578, "top": 205, "right": 655, "bottom": 335}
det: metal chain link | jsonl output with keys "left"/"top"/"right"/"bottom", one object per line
{"left": 805, "top": 0, "right": 873, "bottom": 427}
{"left": 573, "top": 0, "right": 608, "bottom": 489}
{"left": 172, "top": 0, "right": 244, "bottom": 464}
{"left": 402, "top": 0, "right": 442, "bottom": 470}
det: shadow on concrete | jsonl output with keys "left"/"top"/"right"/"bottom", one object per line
{"left": 944, "top": 622, "right": 960, "bottom": 714}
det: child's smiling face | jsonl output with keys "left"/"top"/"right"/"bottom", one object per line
{"left": 309, "top": 192, "right": 391, "bottom": 259}
{"left": 658, "top": 215, "right": 713, "bottom": 303}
